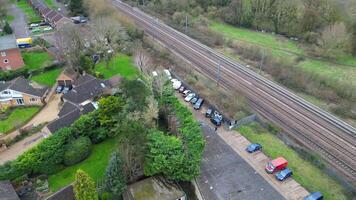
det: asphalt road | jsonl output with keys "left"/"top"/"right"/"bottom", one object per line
{"left": 196, "top": 123, "right": 284, "bottom": 200}
{"left": 9, "top": 4, "right": 29, "bottom": 38}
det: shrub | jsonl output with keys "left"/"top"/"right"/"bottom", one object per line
{"left": 63, "top": 137, "right": 92, "bottom": 166}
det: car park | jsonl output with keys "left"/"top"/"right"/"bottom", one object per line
{"left": 265, "top": 157, "right": 288, "bottom": 174}
{"left": 56, "top": 85, "right": 64, "bottom": 93}
{"left": 246, "top": 143, "right": 262, "bottom": 153}
{"left": 182, "top": 90, "right": 191, "bottom": 97}
{"left": 205, "top": 108, "right": 213, "bottom": 118}
{"left": 194, "top": 98, "right": 204, "bottom": 110}
{"left": 178, "top": 86, "right": 185, "bottom": 93}
{"left": 190, "top": 97, "right": 198, "bottom": 104}
{"left": 275, "top": 168, "right": 293, "bottom": 181}
{"left": 304, "top": 192, "right": 323, "bottom": 200}
{"left": 185, "top": 93, "right": 195, "bottom": 102}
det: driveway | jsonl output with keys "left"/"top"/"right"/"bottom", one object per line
{"left": 8, "top": 4, "right": 29, "bottom": 38}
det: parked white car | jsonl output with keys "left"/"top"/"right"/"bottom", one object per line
{"left": 163, "top": 69, "right": 172, "bottom": 80}
{"left": 43, "top": 26, "right": 53, "bottom": 31}
{"left": 30, "top": 23, "right": 39, "bottom": 28}
{"left": 184, "top": 93, "right": 195, "bottom": 102}
{"left": 171, "top": 79, "right": 182, "bottom": 90}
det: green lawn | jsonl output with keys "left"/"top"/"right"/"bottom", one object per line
{"left": 30, "top": 68, "right": 62, "bottom": 86}
{"left": 48, "top": 138, "right": 118, "bottom": 192}
{"left": 210, "top": 22, "right": 304, "bottom": 55}
{"left": 16, "top": 0, "right": 42, "bottom": 23}
{"left": 43, "top": 0, "right": 58, "bottom": 10}
{"left": 22, "top": 51, "right": 54, "bottom": 71}
{"left": 95, "top": 54, "right": 138, "bottom": 79}
{"left": 0, "top": 107, "right": 40, "bottom": 134}
{"left": 237, "top": 123, "right": 350, "bottom": 200}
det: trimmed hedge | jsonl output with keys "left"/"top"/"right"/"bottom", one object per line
{"left": 64, "top": 137, "right": 92, "bottom": 166}
{"left": 144, "top": 85, "right": 205, "bottom": 180}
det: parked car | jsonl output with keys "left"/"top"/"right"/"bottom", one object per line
{"left": 182, "top": 90, "right": 191, "bottom": 97}
{"left": 56, "top": 85, "right": 64, "bottom": 93}
{"left": 30, "top": 23, "right": 39, "bottom": 28}
{"left": 265, "top": 157, "right": 288, "bottom": 174}
{"left": 172, "top": 79, "right": 182, "bottom": 90}
{"left": 246, "top": 143, "right": 262, "bottom": 153}
{"left": 205, "top": 108, "right": 213, "bottom": 118}
{"left": 185, "top": 93, "right": 195, "bottom": 102}
{"left": 31, "top": 28, "right": 41, "bottom": 33}
{"left": 178, "top": 86, "right": 185, "bottom": 93}
{"left": 62, "top": 86, "right": 71, "bottom": 94}
{"left": 194, "top": 98, "right": 204, "bottom": 110}
{"left": 190, "top": 97, "right": 198, "bottom": 104}
{"left": 163, "top": 69, "right": 172, "bottom": 80}
{"left": 275, "top": 168, "right": 293, "bottom": 181}
{"left": 304, "top": 192, "right": 323, "bottom": 200}
{"left": 43, "top": 26, "right": 53, "bottom": 31}
{"left": 210, "top": 111, "right": 223, "bottom": 126}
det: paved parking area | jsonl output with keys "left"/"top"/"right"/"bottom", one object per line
{"left": 196, "top": 123, "right": 285, "bottom": 200}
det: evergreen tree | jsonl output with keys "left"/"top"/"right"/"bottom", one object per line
{"left": 3, "top": 22, "right": 12, "bottom": 34}
{"left": 103, "top": 152, "right": 126, "bottom": 199}
{"left": 73, "top": 169, "right": 98, "bottom": 200}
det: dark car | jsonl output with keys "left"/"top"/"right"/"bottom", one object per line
{"left": 194, "top": 98, "right": 204, "bottom": 110}
{"left": 190, "top": 97, "right": 198, "bottom": 104}
{"left": 304, "top": 192, "right": 323, "bottom": 200}
{"left": 246, "top": 143, "right": 262, "bottom": 153}
{"left": 275, "top": 168, "right": 293, "bottom": 181}
{"left": 178, "top": 86, "right": 185, "bottom": 93}
{"left": 205, "top": 108, "right": 213, "bottom": 118}
{"left": 56, "top": 85, "right": 63, "bottom": 93}
{"left": 210, "top": 111, "right": 223, "bottom": 126}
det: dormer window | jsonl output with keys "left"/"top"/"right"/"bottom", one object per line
{"left": 2, "top": 90, "right": 10, "bottom": 94}
{"left": 1, "top": 52, "right": 5, "bottom": 57}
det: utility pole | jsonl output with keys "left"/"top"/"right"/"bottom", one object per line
{"left": 217, "top": 61, "right": 221, "bottom": 86}
{"left": 185, "top": 15, "right": 188, "bottom": 33}
{"left": 259, "top": 49, "right": 265, "bottom": 74}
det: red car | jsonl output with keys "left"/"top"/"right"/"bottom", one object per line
{"left": 265, "top": 157, "right": 288, "bottom": 174}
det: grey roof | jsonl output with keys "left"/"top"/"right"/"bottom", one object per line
{"left": 47, "top": 109, "right": 81, "bottom": 133}
{"left": 58, "top": 102, "right": 79, "bottom": 118}
{"left": 82, "top": 102, "right": 95, "bottom": 114}
{"left": 46, "top": 185, "right": 74, "bottom": 200}
{"left": 63, "top": 75, "right": 108, "bottom": 104}
{"left": 0, "top": 181, "right": 20, "bottom": 200}
{"left": 0, "top": 77, "right": 48, "bottom": 97}
{"left": 0, "top": 35, "right": 17, "bottom": 51}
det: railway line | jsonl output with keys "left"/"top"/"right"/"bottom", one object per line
{"left": 112, "top": 0, "right": 356, "bottom": 186}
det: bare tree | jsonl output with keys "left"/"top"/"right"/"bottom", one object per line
{"left": 317, "top": 22, "right": 352, "bottom": 58}
{"left": 134, "top": 49, "right": 153, "bottom": 75}
{"left": 55, "top": 23, "right": 85, "bottom": 69}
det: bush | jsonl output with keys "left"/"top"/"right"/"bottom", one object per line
{"left": 63, "top": 137, "right": 92, "bottom": 166}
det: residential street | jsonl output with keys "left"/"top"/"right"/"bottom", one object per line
{"left": 9, "top": 4, "right": 29, "bottom": 38}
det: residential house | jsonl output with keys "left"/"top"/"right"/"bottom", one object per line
{"left": 47, "top": 74, "right": 113, "bottom": 134}
{"left": 0, "top": 77, "right": 48, "bottom": 109}
{"left": 124, "top": 177, "right": 186, "bottom": 200}
{"left": 56, "top": 70, "right": 77, "bottom": 88}
{"left": 0, "top": 35, "right": 25, "bottom": 71}
{"left": 0, "top": 181, "right": 20, "bottom": 200}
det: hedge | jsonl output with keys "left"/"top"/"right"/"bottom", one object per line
{"left": 64, "top": 137, "right": 92, "bottom": 166}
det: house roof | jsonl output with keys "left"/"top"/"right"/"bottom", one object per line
{"left": 46, "top": 185, "right": 74, "bottom": 200}
{"left": 63, "top": 74, "right": 109, "bottom": 104}
{"left": 0, "top": 35, "right": 17, "bottom": 51}
{"left": 125, "top": 177, "right": 185, "bottom": 200}
{"left": 0, "top": 77, "right": 48, "bottom": 98}
{"left": 58, "top": 102, "right": 79, "bottom": 118}
{"left": 0, "top": 181, "right": 20, "bottom": 200}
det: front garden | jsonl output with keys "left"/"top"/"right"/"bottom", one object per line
{"left": 95, "top": 54, "right": 138, "bottom": 79}
{"left": 0, "top": 106, "right": 40, "bottom": 134}
{"left": 22, "top": 50, "right": 54, "bottom": 71}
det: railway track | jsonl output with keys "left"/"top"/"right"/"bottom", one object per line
{"left": 112, "top": 0, "right": 356, "bottom": 185}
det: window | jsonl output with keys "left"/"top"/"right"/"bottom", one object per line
{"left": 1, "top": 52, "right": 5, "bottom": 57}
{"left": 3, "top": 59, "right": 8, "bottom": 63}
{"left": 2, "top": 91, "right": 9, "bottom": 94}
{"left": 30, "top": 98, "right": 37, "bottom": 102}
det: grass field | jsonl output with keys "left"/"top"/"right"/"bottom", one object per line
{"left": 43, "top": 0, "right": 58, "bottom": 10}
{"left": 48, "top": 138, "right": 118, "bottom": 192}
{"left": 237, "top": 123, "right": 350, "bottom": 200}
{"left": 16, "top": 0, "right": 42, "bottom": 23}
{"left": 0, "top": 107, "right": 40, "bottom": 134}
{"left": 95, "top": 54, "right": 138, "bottom": 79}
{"left": 30, "top": 68, "right": 62, "bottom": 86}
{"left": 6, "top": 15, "right": 14, "bottom": 22}
{"left": 22, "top": 51, "right": 54, "bottom": 71}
